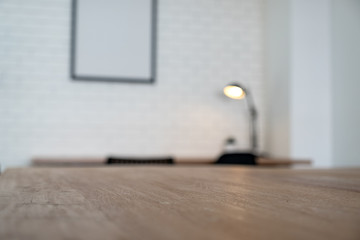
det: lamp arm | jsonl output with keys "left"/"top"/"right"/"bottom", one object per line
{"left": 244, "top": 90, "right": 258, "bottom": 154}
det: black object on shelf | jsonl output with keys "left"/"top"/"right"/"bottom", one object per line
{"left": 215, "top": 153, "right": 257, "bottom": 165}
{"left": 107, "top": 157, "right": 174, "bottom": 165}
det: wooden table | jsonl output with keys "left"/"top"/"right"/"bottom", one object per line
{"left": 31, "top": 156, "right": 312, "bottom": 167}
{"left": 0, "top": 167, "right": 359, "bottom": 240}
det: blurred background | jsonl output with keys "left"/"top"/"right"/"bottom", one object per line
{"left": 0, "top": 0, "right": 359, "bottom": 169}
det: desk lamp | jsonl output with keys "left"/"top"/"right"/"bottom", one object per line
{"left": 216, "top": 83, "right": 258, "bottom": 165}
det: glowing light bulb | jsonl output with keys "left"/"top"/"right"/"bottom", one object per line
{"left": 223, "top": 85, "right": 246, "bottom": 99}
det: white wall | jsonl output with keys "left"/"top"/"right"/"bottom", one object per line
{"left": 266, "top": 0, "right": 360, "bottom": 167}
{"left": 0, "top": 0, "right": 265, "bottom": 168}
{"left": 265, "top": 0, "right": 333, "bottom": 167}
{"left": 332, "top": 0, "right": 360, "bottom": 166}
{"left": 264, "top": 0, "right": 291, "bottom": 158}
{"left": 290, "top": 0, "right": 333, "bottom": 167}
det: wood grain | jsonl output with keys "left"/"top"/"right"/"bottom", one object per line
{"left": 0, "top": 167, "right": 359, "bottom": 240}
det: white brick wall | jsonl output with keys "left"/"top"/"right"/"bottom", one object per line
{"left": 0, "top": 0, "right": 265, "bottom": 168}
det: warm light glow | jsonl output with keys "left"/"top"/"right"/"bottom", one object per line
{"left": 223, "top": 85, "right": 246, "bottom": 99}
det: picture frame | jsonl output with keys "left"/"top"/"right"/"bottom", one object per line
{"left": 70, "top": 0, "right": 157, "bottom": 83}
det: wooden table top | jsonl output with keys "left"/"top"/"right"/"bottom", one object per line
{"left": 31, "top": 156, "right": 312, "bottom": 167}
{"left": 0, "top": 167, "right": 359, "bottom": 240}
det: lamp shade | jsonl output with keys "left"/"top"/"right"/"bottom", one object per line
{"left": 223, "top": 84, "right": 246, "bottom": 99}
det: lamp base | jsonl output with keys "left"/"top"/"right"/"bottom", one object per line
{"left": 215, "top": 153, "right": 257, "bottom": 165}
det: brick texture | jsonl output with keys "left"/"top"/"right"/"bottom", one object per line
{"left": 0, "top": 0, "right": 264, "bottom": 168}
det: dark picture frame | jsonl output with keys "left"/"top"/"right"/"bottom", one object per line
{"left": 70, "top": 0, "right": 157, "bottom": 84}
